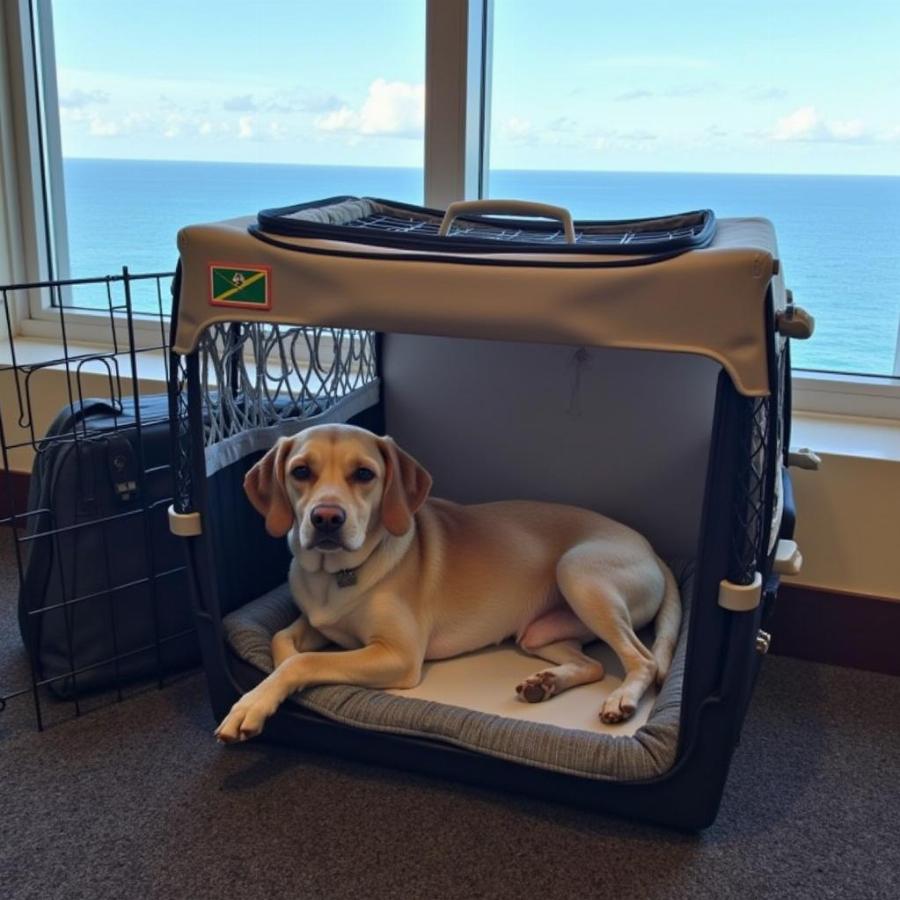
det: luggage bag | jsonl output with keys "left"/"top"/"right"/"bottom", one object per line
{"left": 17, "top": 395, "right": 198, "bottom": 697}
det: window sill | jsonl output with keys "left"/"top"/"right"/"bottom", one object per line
{"left": 793, "top": 371, "right": 900, "bottom": 420}
{"left": 791, "top": 411, "right": 900, "bottom": 463}
{"left": 0, "top": 336, "right": 170, "bottom": 386}
{"left": 16, "top": 308, "right": 169, "bottom": 351}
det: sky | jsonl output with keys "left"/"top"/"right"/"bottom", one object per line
{"left": 51, "top": 0, "right": 900, "bottom": 175}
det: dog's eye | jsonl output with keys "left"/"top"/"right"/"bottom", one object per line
{"left": 290, "top": 465, "right": 311, "bottom": 481}
{"left": 353, "top": 467, "right": 376, "bottom": 483}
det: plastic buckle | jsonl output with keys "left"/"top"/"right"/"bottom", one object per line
{"left": 773, "top": 539, "right": 803, "bottom": 576}
{"left": 718, "top": 572, "right": 763, "bottom": 611}
{"left": 788, "top": 448, "right": 821, "bottom": 470}
{"left": 776, "top": 303, "right": 815, "bottom": 339}
{"left": 168, "top": 505, "right": 202, "bottom": 537}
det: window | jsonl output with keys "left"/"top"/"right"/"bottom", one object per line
{"left": 28, "top": 0, "right": 425, "bottom": 312}
{"left": 488, "top": 0, "right": 900, "bottom": 380}
{"left": 4, "top": 0, "right": 899, "bottom": 409}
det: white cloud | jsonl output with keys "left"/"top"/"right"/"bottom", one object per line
{"left": 772, "top": 106, "right": 870, "bottom": 143}
{"left": 315, "top": 79, "right": 424, "bottom": 138}
{"left": 88, "top": 116, "right": 120, "bottom": 137}
{"left": 359, "top": 79, "right": 423, "bottom": 136}
{"left": 829, "top": 118, "right": 865, "bottom": 140}
{"left": 590, "top": 127, "right": 659, "bottom": 148}
{"left": 62, "top": 98, "right": 287, "bottom": 145}
{"left": 316, "top": 106, "right": 359, "bottom": 133}
{"left": 772, "top": 106, "right": 820, "bottom": 140}
{"left": 238, "top": 116, "right": 254, "bottom": 139}
{"left": 58, "top": 88, "right": 109, "bottom": 109}
{"left": 193, "top": 119, "right": 231, "bottom": 138}
{"left": 61, "top": 106, "right": 134, "bottom": 138}
{"left": 503, "top": 116, "right": 533, "bottom": 142}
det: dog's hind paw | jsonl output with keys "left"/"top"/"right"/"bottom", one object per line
{"left": 516, "top": 670, "right": 558, "bottom": 703}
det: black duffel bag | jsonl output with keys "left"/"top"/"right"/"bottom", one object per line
{"left": 17, "top": 396, "right": 198, "bottom": 697}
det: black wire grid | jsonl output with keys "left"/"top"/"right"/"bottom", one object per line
{"left": 0, "top": 270, "right": 193, "bottom": 730}
{"left": 261, "top": 199, "right": 715, "bottom": 252}
{"left": 341, "top": 212, "right": 706, "bottom": 247}
{"left": 729, "top": 339, "right": 787, "bottom": 587}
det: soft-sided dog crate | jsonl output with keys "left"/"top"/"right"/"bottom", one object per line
{"left": 167, "top": 197, "right": 813, "bottom": 830}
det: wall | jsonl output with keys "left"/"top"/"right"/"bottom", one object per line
{"left": 791, "top": 441, "right": 900, "bottom": 601}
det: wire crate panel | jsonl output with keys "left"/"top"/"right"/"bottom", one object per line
{"left": 1, "top": 270, "right": 194, "bottom": 730}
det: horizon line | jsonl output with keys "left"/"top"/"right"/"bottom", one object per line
{"left": 60, "top": 155, "right": 900, "bottom": 180}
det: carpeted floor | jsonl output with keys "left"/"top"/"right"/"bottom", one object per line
{"left": 1, "top": 530, "right": 898, "bottom": 900}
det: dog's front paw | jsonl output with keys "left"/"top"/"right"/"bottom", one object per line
{"left": 214, "top": 686, "right": 282, "bottom": 744}
{"left": 516, "top": 670, "right": 558, "bottom": 703}
{"left": 599, "top": 690, "right": 636, "bottom": 724}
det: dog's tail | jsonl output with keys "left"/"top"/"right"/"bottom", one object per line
{"left": 651, "top": 559, "right": 682, "bottom": 686}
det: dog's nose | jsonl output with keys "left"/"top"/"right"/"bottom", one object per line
{"left": 310, "top": 504, "right": 346, "bottom": 533}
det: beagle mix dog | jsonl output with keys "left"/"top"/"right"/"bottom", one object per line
{"left": 215, "top": 424, "right": 681, "bottom": 743}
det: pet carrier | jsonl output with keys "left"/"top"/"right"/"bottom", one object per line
{"left": 168, "top": 197, "right": 813, "bottom": 829}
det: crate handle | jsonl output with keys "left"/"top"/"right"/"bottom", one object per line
{"left": 438, "top": 199, "right": 576, "bottom": 244}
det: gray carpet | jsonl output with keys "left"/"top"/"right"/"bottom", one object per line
{"left": 2, "top": 530, "right": 899, "bottom": 899}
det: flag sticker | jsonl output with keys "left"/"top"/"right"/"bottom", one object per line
{"left": 209, "top": 264, "right": 271, "bottom": 309}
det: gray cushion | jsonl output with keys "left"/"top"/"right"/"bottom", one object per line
{"left": 224, "top": 562, "right": 693, "bottom": 781}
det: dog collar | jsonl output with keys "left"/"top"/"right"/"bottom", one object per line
{"left": 335, "top": 568, "right": 359, "bottom": 588}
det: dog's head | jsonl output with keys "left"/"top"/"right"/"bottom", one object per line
{"left": 243, "top": 424, "right": 432, "bottom": 553}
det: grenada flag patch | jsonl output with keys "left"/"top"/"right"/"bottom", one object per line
{"left": 209, "top": 264, "right": 271, "bottom": 309}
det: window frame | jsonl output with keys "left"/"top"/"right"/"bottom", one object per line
{"left": 3, "top": 0, "right": 899, "bottom": 415}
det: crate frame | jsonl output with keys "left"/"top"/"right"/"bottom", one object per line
{"left": 0, "top": 269, "right": 193, "bottom": 730}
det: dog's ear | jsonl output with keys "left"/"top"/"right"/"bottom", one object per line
{"left": 244, "top": 437, "right": 295, "bottom": 537}
{"left": 377, "top": 436, "right": 432, "bottom": 536}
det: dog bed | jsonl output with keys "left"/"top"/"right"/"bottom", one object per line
{"left": 223, "top": 562, "right": 693, "bottom": 782}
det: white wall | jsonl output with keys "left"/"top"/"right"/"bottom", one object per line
{"left": 790, "top": 439, "right": 900, "bottom": 601}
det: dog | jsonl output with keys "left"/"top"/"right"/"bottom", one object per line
{"left": 214, "top": 424, "right": 681, "bottom": 743}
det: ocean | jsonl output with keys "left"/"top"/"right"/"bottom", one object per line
{"left": 61, "top": 157, "right": 900, "bottom": 375}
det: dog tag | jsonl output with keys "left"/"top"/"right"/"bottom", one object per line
{"left": 335, "top": 569, "right": 357, "bottom": 589}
